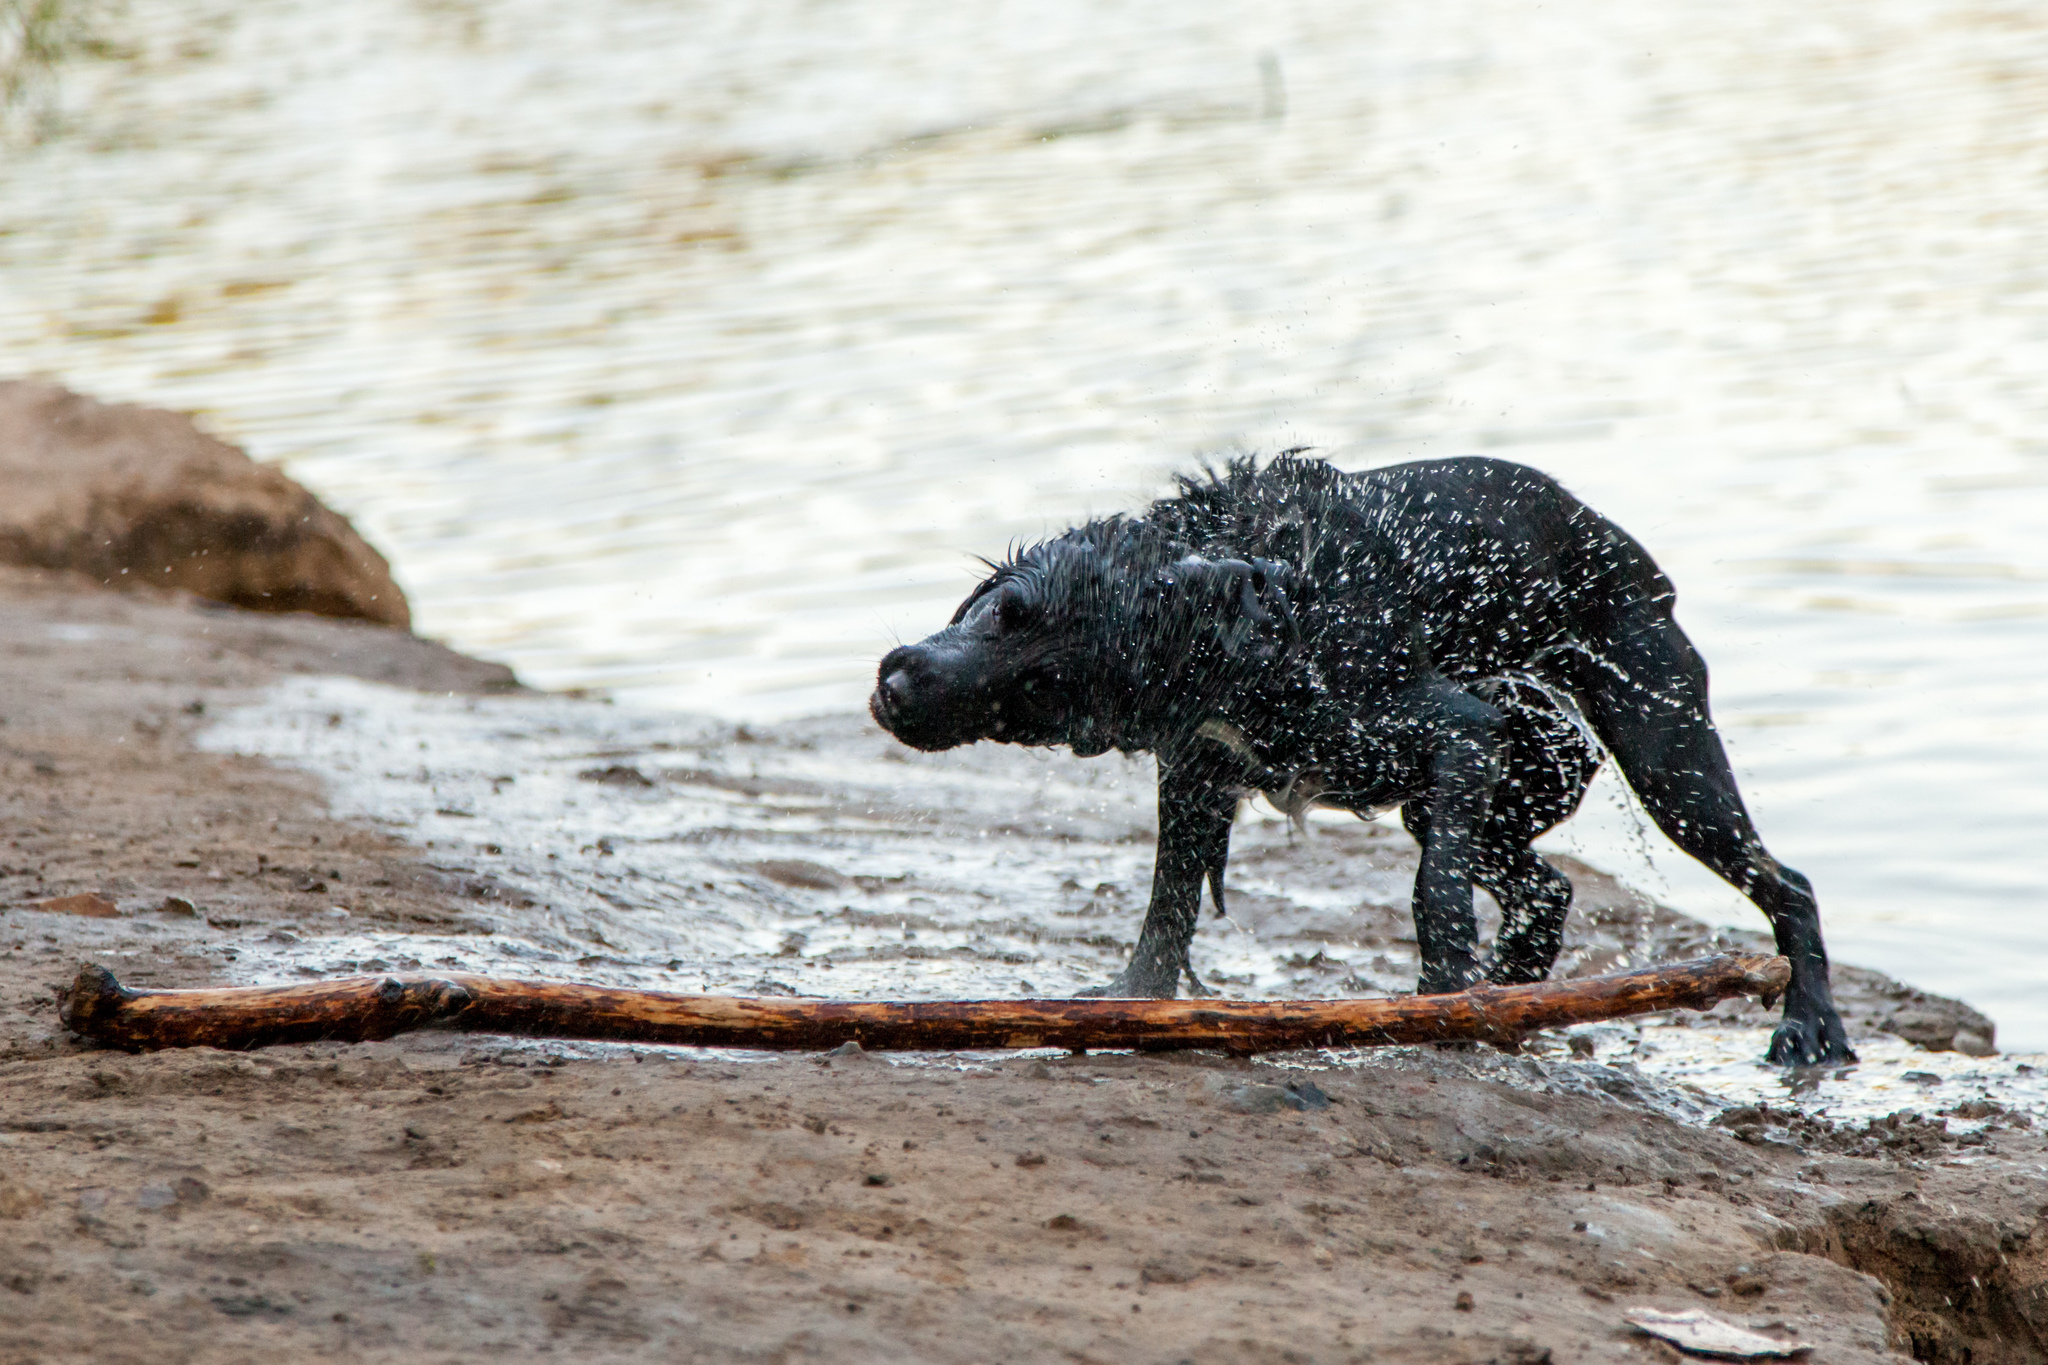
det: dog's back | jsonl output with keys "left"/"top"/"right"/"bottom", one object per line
{"left": 1152, "top": 454, "right": 1674, "bottom": 683}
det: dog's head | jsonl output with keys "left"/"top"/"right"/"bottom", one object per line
{"left": 871, "top": 528, "right": 1299, "bottom": 756}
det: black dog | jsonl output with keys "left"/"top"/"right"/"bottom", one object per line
{"left": 870, "top": 455, "right": 1852, "bottom": 1065}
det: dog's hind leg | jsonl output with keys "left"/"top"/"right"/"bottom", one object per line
{"left": 1564, "top": 611, "right": 1854, "bottom": 1065}
{"left": 1478, "top": 850, "right": 1574, "bottom": 985}
{"left": 1470, "top": 685, "right": 1600, "bottom": 985}
{"left": 1393, "top": 683, "right": 1514, "bottom": 996}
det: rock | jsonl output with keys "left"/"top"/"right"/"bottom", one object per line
{"left": 1285, "top": 1080, "right": 1333, "bottom": 1110}
{"left": 1951, "top": 1027, "right": 1996, "bottom": 1058}
{"left": 0, "top": 1176, "right": 43, "bottom": 1219}
{"left": 1140, "top": 1255, "right": 1201, "bottom": 1285}
{"left": 1876, "top": 998, "right": 1997, "bottom": 1057}
{"left": 1208, "top": 1076, "right": 1332, "bottom": 1114}
{"left": 752, "top": 859, "right": 850, "bottom": 890}
{"left": 1219, "top": 1082, "right": 1294, "bottom": 1114}
{"left": 0, "top": 379, "right": 408, "bottom": 627}
{"left": 28, "top": 892, "right": 118, "bottom": 918}
{"left": 579, "top": 765, "right": 655, "bottom": 789}
{"left": 734, "top": 1202, "right": 805, "bottom": 1231}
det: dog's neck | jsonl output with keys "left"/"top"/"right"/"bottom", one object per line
{"left": 1011, "top": 516, "right": 1312, "bottom": 757}
{"left": 1077, "top": 601, "right": 1304, "bottom": 758}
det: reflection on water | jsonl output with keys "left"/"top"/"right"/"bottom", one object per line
{"left": 5, "top": 0, "right": 2047, "bottom": 1040}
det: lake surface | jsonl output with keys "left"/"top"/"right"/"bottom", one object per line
{"left": 5, "top": 1, "right": 2045, "bottom": 1041}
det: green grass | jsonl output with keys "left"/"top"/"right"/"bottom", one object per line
{"left": 2, "top": 0, "right": 104, "bottom": 140}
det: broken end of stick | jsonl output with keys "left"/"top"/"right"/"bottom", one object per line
{"left": 59, "top": 964, "right": 136, "bottom": 1041}
{"left": 1736, "top": 955, "right": 1792, "bottom": 1007}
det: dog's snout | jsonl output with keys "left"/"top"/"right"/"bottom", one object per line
{"left": 871, "top": 642, "right": 981, "bottom": 750}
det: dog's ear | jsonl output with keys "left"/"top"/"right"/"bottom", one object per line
{"left": 1148, "top": 555, "right": 1301, "bottom": 663}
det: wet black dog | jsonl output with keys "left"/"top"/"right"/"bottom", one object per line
{"left": 870, "top": 455, "right": 1852, "bottom": 1065}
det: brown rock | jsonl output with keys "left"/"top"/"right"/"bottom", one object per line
{"left": 1140, "top": 1256, "right": 1200, "bottom": 1285}
{"left": 752, "top": 858, "right": 851, "bottom": 890}
{"left": 28, "top": 892, "right": 119, "bottom": 918}
{"left": 0, "top": 1176, "right": 44, "bottom": 1219}
{"left": 0, "top": 379, "right": 409, "bottom": 627}
{"left": 1883, "top": 1004, "right": 1998, "bottom": 1057}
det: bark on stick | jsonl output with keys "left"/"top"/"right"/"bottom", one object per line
{"left": 61, "top": 954, "right": 1788, "bottom": 1055}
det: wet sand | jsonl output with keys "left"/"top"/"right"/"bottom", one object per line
{"left": 2, "top": 574, "right": 2044, "bottom": 1364}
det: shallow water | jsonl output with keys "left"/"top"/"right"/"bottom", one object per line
{"left": 198, "top": 677, "right": 2048, "bottom": 1129}
{"left": 5, "top": 1, "right": 2046, "bottom": 1040}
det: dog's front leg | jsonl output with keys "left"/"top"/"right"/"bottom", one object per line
{"left": 1405, "top": 691, "right": 1506, "bottom": 996}
{"left": 1082, "top": 757, "right": 1236, "bottom": 999}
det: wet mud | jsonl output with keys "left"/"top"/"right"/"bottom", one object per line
{"left": 3, "top": 574, "right": 2045, "bottom": 1363}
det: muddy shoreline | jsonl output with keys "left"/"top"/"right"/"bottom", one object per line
{"left": 3, "top": 573, "right": 2044, "bottom": 1364}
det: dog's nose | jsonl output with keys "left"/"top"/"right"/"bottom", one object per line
{"left": 871, "top": 646, "right": 926, "bottom": 725}
{"left": 877, "top": 646, "right": 922, "bottom": 689}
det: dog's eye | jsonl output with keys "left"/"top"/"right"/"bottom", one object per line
{"left": 996, "top": 594, "right": 1035, "bottom": 632}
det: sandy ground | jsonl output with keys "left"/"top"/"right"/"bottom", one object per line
{"left": 3, "top": 572, "right": 2044, "bottom": 1365}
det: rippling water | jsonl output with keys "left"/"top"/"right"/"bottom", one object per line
{"left": 4, "top": 1, "right": 2045, "bottom": 1041}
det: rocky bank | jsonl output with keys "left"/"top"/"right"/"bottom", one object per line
{"left": 0, "top": 380, "right": 408, "bottom": 628}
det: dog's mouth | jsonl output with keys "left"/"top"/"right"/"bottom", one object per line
{"left": 869, "top": 683, "right": 972, "bottom": 752}
{"left": 867, "top": 684, "right": 910, "bottom": 737}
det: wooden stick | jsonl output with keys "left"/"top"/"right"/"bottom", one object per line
{"left": 60, "top": 954, "right": 1787, "bottom": 1055}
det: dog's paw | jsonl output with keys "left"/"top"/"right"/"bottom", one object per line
{"left": 1765, "top": 1013, "right": 1858, "bottom": 1067}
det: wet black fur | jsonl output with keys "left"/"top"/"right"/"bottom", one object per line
{"left": 870, "top": 454, "right": 1852, "bottom": 1065}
